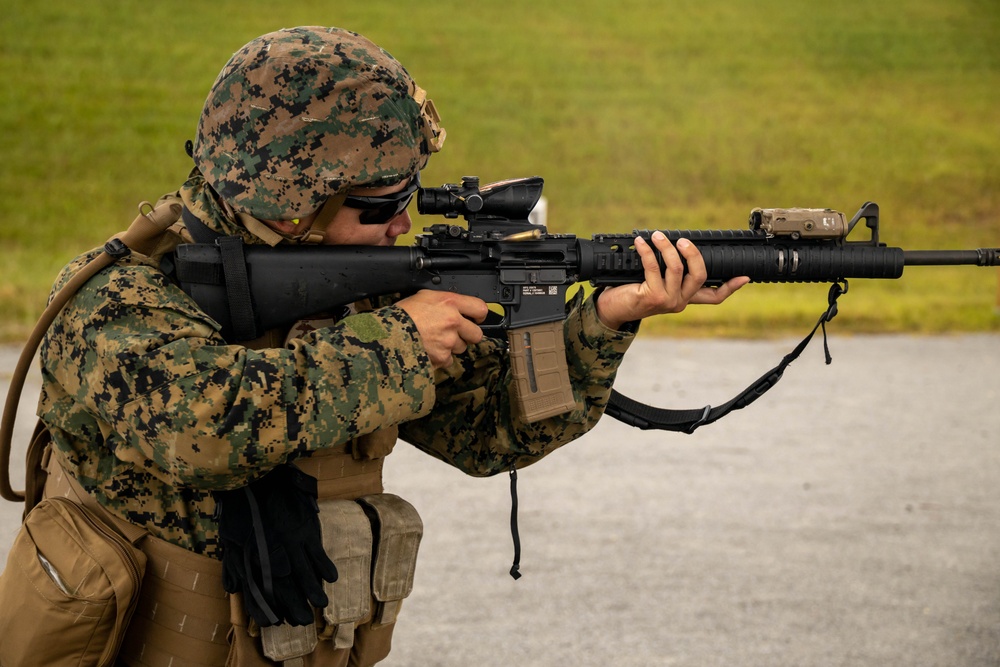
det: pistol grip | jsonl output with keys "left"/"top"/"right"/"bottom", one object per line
{"left": 507, "top": 321, "right": 576, "bottom": 422}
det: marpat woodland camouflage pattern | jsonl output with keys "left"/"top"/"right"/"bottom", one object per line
{"left": 37, "top": 242, "right": 635, "bottom": 555}
{"left": 194, "top": 26, "right": 444, "bottom": 223}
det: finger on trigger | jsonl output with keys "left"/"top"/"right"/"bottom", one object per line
{"left": 457, "top": 294, "right": 490, "bottom": 324}
{"left": 457, "top": 315, "right": 484, "bottom": 345}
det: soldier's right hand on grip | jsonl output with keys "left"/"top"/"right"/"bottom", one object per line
{"left": 397, "top": 290, "right": 488, "bottom": 368}
{"left": 215, "top": 465, "right": 338, "bottom": 627}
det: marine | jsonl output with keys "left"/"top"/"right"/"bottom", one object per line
{"left": 0, "top": 26, "right": 746, "bottom": 666}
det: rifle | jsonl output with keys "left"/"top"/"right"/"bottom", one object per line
{"left": 173, "top": 176, "right": 999, "bottom": 431}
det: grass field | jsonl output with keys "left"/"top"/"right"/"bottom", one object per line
{"left": 2, "top": 0, "right": 998, "bottom": 340}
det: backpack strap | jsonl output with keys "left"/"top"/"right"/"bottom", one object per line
{"left": 0, "top": 199, "right": 182, "bottom": 507}
{"left": 21, "top": 420, "right": 52, "bottom": 518}
{"left": 42, "top": 448, "right": 149, "bottom": 545}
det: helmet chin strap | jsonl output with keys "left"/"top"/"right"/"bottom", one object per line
{"left": 298, "top": 194, "right": 346, "bottom": 242}
{"left": 238, "top": 194, "right": 347, "bottom": 246}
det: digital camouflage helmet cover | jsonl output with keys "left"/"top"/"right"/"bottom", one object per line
{"left": 193, "top": 26, "right": 446, "bottom": 222}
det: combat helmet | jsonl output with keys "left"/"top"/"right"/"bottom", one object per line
{"left": 193, "top": 26, "right": 445, "bottom": 226}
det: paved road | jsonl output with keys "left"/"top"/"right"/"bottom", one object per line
{"left": 2, "top": 335, "right": 999, "bottom": 666}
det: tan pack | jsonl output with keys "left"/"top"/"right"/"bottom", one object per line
{"left": 0, "top": 496, "right": 147, "bottom": 666}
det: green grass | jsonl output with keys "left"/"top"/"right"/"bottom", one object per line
{"left": 2, "top": 0, "right": 998, "bottom": 340}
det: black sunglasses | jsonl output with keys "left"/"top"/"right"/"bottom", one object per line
{"left": 343, "top": 175, "right": 420, "bottom": 225}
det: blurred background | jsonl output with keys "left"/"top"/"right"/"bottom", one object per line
{"left": 2, "top": 0, "right": 998, "bottom": 340}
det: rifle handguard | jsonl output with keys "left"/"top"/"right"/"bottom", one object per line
{"left": 507, "top": 321, "right": 577, "bottom": 422}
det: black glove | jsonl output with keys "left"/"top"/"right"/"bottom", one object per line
{"left": 215, "top": 464, "right": 338, "bottom": 626}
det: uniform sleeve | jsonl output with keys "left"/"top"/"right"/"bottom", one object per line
{"left": 398, "top": 289, "right": 636, "bottom": 476}
{"left": 39, "top": 254, "right": 436, "bottom": 490}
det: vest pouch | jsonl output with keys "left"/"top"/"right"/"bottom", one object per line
{"left": 0, "top": 496, "right": 146, "bottom": 667}
{"left": 357, "top": 494, "right": 423, "bottom": 627}
{"left": 317, "top": 498, "right": 373, "bottom": 649}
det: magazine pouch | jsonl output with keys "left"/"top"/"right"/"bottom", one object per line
{"left": 357, "top": 493, "right": 422, "bottom": 627}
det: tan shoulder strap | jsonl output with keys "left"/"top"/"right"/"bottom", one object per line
{"left": 43, "top": 450, "right": 149, "bottom": 544}
{"left": 0, "top": 199, "right": 182, "bottom": 504}
{"left": 21, "top": 419, "right": 51, "bottom": 517}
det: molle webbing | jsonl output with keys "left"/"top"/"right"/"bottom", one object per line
{"left": 120, "top": 445, "right": 384, "bottom": 665}
{"left": 118, "top": 538, "right": 230, "bottom": 667}
{"left": 43, "top": 444, "right": 386, "bottom": 666}
{"left": 294, "top": 445, "right": 384, "bottom": 501}
{"left": 43, "top": 457, "right": 230, "bottom": 667}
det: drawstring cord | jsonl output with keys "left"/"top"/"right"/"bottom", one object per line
{"left": 509, "top": 464, "right": 521, "bottom": 580}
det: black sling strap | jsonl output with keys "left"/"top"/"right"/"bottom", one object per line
{"left": 215, "top": 236, "right": 259, "bottom": 342}
{"left": 605, "top": 281, "right": 849, "bottom": 433}
{"left": 179, "top": 207, "right": 260, "bottom": 342}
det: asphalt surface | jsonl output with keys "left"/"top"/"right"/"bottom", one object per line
{"left": 2, "top": 334, "right": 999, "bottom": 666}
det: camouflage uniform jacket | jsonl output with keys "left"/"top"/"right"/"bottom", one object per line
{"left": 37, "top": 243, "right": 636, "bottom": 557}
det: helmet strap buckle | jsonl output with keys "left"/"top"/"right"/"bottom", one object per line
{"left": 294, "top": 194, "right": 345, "bottom": 245}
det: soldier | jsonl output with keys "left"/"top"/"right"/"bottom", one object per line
{"left": 17, "top": 26, "right": 747, "bottom": 667}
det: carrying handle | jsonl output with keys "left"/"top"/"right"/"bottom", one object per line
{"left": 0, "top": 200, "right": 181, "bottom": 502}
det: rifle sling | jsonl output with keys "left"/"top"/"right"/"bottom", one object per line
{"left": 605, "top": 281, "right": 848, "bottom": 433}
{"left": 215, "top": 236, "right": 259, "bottom": 342}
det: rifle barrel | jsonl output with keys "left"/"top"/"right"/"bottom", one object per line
{"left": 903, "top": 248, "right": 1000, "bottom": 267}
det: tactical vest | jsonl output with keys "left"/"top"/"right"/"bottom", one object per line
{"left": 40, "top": 424, "right": 413, "bottom": 667}
{"left": 122, "top": 270, "right": 419, "bottom": 665}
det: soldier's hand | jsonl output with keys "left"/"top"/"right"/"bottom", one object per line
{"left": 595, "top": 232, "right": 750, "bottom": 331}
{"left": 397, "top": 290, "right": 489, "bottom": 368}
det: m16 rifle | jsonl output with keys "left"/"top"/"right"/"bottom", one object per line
{"left": 172, "top": 176, "right": 999, "bottom": 432}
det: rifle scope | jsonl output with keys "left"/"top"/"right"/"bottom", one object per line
{"left": 418, "top": 176, "right": 544, "bottom": 220}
